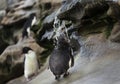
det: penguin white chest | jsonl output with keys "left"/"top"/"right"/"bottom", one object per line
{"left": 31, "top": 16, "right": 37, "bottom": 26}
{"left": 24, "top": 51, "right": 39, "bottom": 79}
{"left": 27, "top": 27, "right": 30, "bottom": 37}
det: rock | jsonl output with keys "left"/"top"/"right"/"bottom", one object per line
{"left": 0, "top": 0, "right": 7, "bottom": 10}
{"left": 0, "top": 0, "right": 7, "bottom": 21}
{"left": 117, "top": 0, "right": 120, "bottom": 6}
{"left": 57, "top": 0, "right": 84, "bottom": 22}
{"left": 43, "top": 11, "right": 56, "bottom": 25}
{"left": 0, "top": 39, "right": 9, "bottom": 54}
{"left": 57, "top": 0, "right": 110, "bottom": 22}
{"left": 37, "top": 11, "right": 59, "bottom": 48}
{"left": 0, "top": 27, "right": 11, "bottom": 54}
{"left": 39, "top": 11, "right": 57, "bottom": 40}
{"left": 109, "top": 21, "right": 120, "bottom": 42}
{"left": 7, "top": 0, "right": 20, "bottom": 8}
{"left": 0, "top": 10, "right": 6, "bottom": 21}
{"left": 1, "top": 9, "right": 38, "bottom": 26}
{"left": 13, "top": 0, "right": 36, "bottom": 10}
{"left": 1, "top": 0, "right": 39, "bottom": 26}
{"left": 107, "top": 3, "right": 120, "bottom": 20}
{"left": 40, "top": 0, "right": 61, "bottom": 3}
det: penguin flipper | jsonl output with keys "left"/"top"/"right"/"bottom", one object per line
{"left": 70, "top": 55, "right": 74, "bottom": 67}
{"left": 70, "top": 49, "right": 74, "bottom": 67}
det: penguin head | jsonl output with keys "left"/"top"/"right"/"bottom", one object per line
{"left": 30, "top": 13, "right": 37, "bottom": 26}
{"left": 22, "top": 47, "right": 33, "bottom": 54}
{"left": 22, "top": 13, "right": 37, "bottom": 39}
{"left": 30, "top": 13, "right": 36, "bottom": 18}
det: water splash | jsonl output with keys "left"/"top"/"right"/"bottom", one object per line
{"left": 51, "top": 16, "right": 70, "bottom": 44}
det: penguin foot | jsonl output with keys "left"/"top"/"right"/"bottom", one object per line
{"left": 26, "top": 78, "right": 31, "bottom": 82}
{"left": 55, "top": 75, "right": 60, "bottom": 80}
{"left": 63, "top": 72, "right": 69, "bottom": 78}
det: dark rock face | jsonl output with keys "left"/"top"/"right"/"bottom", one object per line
{"left": 0, "top": 28, "right": 11, "bottom": 55}
{"left": 0, "top": 39, "right": 9, "bottom": 55}
{"left": 57, "top": 0, "right": 109, "bottom": 22}
{"left": 58, "top": 0, "right": 84, "bottom": 22}
{"left": 39, "top": 11, "right": 56, "bottom": 41}
{"left": 57, "top": 0, "right": 120, "bottom": 43}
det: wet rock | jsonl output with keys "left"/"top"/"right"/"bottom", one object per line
{"left": 37, "top": 11, "right": 59, "bottom": 48}
{"left": 0, "top": 0, "right": 7, "bottom": 21}
{"left": 43, "top": 11, "right": 56, "bottom": 25}
{"left": 57, "top": 0, "right": 84, "bottom": 22}
{"left": 38, "top": 0, "right": 62, "bottom": 35}
{"left": 41, "top": 11, "right": 56, "bottom": 38}
{"left": 57, "top": 0, "right": 110, "bottom": 22}
{"left": 40, "top": 11, "right": 57, "bottom": 40}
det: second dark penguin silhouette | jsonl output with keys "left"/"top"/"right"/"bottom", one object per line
{"left": 22, "top": 13, "right": 37, "bottom": 39}
{"left": 49, "top": 35, "right": 74, "bottom": 80}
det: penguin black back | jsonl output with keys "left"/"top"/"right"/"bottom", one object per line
{"left": 22, "top": 13, "right": 36, "bottom": 39}
{"left": 57, "top": 36, "right": 70, "bottom": 48}
{"left": 49, "top": 35, "right": 74, "bottom": 80}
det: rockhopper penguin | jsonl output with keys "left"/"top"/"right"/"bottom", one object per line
{"left": 22, "top": 13, "right": 37, "bottom": 39}
{"left": 49, "top": 35, "right": 74, "bottom": 80}
{"left": 22, "top": 47, "right": 39, "bottom": 81}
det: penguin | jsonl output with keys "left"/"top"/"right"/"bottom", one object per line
{"left": 49, "top": 35, "right": 74, "bottom": 80}
{"left": 22, "top": 13, "right": 37, "bottom": 39}
{"left": 22, "top": 47, "right": 39, "bottom": 81}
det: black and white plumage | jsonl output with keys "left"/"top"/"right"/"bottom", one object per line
{"left": 22, "top": 47, "right": 39, "bottom": 81}
{"left": 22, "top": 13, "right": 37, "bottom": 39}
{"left": 49, "top": 35, "right": 74, "bottom": 80}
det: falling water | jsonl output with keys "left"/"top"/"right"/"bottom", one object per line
{"left": 51, "top": 16, "right": 70, "bottom": 43}
{"left": 42, "top": 16, "right": 70, "bottom": 44}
